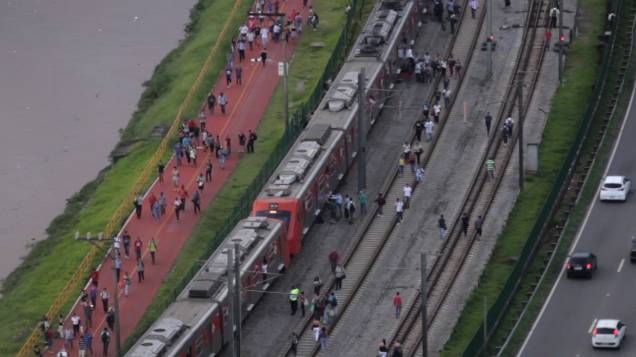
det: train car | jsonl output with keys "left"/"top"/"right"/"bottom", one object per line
{"left": 125, "top": 217, "right": 285, "bottom": 357}
{"left": 252, "top": 0, "right": 419, "bottom": 258}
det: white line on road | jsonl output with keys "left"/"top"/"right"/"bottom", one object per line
{"left": 589, "top": 318, "right": 598, "bottom": 334}
{"left": 618, "top": 258, "right": 625, "bottom": 272}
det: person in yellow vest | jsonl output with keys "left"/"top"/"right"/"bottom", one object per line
{"left": 289, "top": 286, "right": 300, "bottom": 315}
{"left": 149, "top": 238, "right": 158, "bottom": 265}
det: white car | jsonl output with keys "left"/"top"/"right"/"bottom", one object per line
{"left": 592, "top": 319, "right": 626, "bottom": 349}
{"left": 599, "top": 175, "right": 631, "bottom": 201}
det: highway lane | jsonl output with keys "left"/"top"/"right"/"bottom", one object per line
{"left": 518, "top": 86, "right": 636, "bottom": 356}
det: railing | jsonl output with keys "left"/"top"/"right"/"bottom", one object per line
{"left": 460, "top": 0, "right": 622, "bottom": 355}
{"left": 15, "top": 1, "right": 245, "bottom": 355}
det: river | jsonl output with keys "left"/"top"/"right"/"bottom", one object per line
{"left": 0, "top": 0, "right": 196, "bottom": 282}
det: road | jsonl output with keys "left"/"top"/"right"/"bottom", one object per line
{"left": 0, "top": 0, "right": 195, "bottom": 282}
{"left": 518, "top": 86, "right": 636, "bottom": 356}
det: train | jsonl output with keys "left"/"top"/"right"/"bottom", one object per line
{"left": 126, "top": 1, "right": 421, "bottom": 356}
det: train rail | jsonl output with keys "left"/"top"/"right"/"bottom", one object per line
{"left": 275, "top": 0, "right": 488, "bottom": 355}
{"left": 391, "top": 0, "right": 552, "bottom": 355}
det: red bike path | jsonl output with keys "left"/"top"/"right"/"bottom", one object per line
{"left": 50, "top": 1, "right": 310, "bottom": 354}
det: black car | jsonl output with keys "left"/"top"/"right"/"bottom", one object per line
{"left": 630, "top": 240, "right": 636, "bottom": 263}
{"left": 566, "top": 252, "right": 598, "bottom": 278}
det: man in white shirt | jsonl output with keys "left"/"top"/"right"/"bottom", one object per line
{"left": 424, "top": 120, "right": 435, "bottom": 141}
{"left": 403, "top": 184, "right": 413, "bottom": 209}
{"left": 395, "top": 198, "right": 404, "bottom": 223}
{"left": 469, "top": 0, "right": 479, "bottom": 18}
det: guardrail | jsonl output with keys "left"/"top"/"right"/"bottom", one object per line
{"left": 460, "top": 0, "right": 622, "bottom": 355}
{"left": 15, "top": 0, "right": 245, "bottom": 355}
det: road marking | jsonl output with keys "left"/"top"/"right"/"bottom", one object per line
{"left": 618, "top": 258, "right": 625, "bottom": 272}
{"left": 589, "top": 318, "right": 598, "bottom": 334}
{"left": 517, "top": 84, "right": 636, "bottom": 356}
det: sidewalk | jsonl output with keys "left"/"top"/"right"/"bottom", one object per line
{"left": 48, "top": 1, "right": 310, "bottom": 355}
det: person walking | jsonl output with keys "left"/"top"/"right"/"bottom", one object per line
{"left": 486, "top": 158, "right": 496, "bottom": 179}
{"left": 100, "top": 328, "right": 111, "bottom": 356}
{"left": 134, "top": 237, "right": 143, "bottom": 260}
{"left": 63, "top": 326, "right": 74, "bottom": 351}
{"left": 219, "top": 92, "right": 228, "bottom": 115}
{"left": 114, "top": 256, "right": 122, "bottom": 282}
{"left": 469, "top": 0, "right": 479, "bottom": 18}
{"left": 289, "top": 285, "right": 300, "bottom": 315}
{"left": 174, "top": 197, "right": 182, "bottom": 221}
{"left": 236, "top": 66, "right": 243, "bottom": 85}
{"left": 393, "top": 291, "right": 402, "bottom": 318}
{"left": 70, "top": 312, "right": 81, "bottom": 336}
{"left": 475, "top": 215, "right": 484, "bottom": 239}
{"left": 149, "top": 238, "right": 158, "bottom": 264}
{"left": 247, "top": 130, "right": 258, "bottom": 153}
{"left": 78, "top": 331, "right": 88, "bottom": 357}
{"left": 207, "top": 92, "right": 216, "bottom": 114}
{"left": 299, "top": 291, "right": 307, "bottom": 317}
{"left": 484, "top": 112, "right": 492, "bottom": 135}
{"left": 345, "top": 196, "right": 356, "bottom": 224}
{"left": 375, "top": 192, "right": 386, "bottom": 216}
{"left": 106, "top": 308, "right": 115, "bottom": 331}
{"left": 290, "top": 332, "right": 299, "bottom": 355}
{"left": 313, "top": 275, "right": 323, "bottom": 296}
{"left": 133, "top": 193, "right": 143, "bottom": 219}
{"left": 137, "top": 258, "right": 145, "bottom": 283}
{"left": 157, "top": 161, "right": 165, "bottom": 183}
{"left": 83, "top": 331, "right": 94, "bottom": 356}
{"left": 545, "top": 30, "right": 552, "bottom": 49}
{"left": 318, "top": 327, "right": 328, "bottom": 350}
{"left": 205, "top": 159, "right": 213, "bottom": 182}
{"left": 100, "top": 288, "right": 109, "bottom": 313}
{"left": 82, "top": 300, "right": 93, "bottom": 328}
{"left": 124, "top": 272, "right": 132, "bottom": 297}
{"left": 461, "top": 212, "right": 470, "bottom": 236}
{"left": 225, "top": 67, "right": 232, "bottom": 87}
{"left": 192, "top": 189, "right": 201, "bottom": 215}
{"left": 335, "top": 264, "right": 346, "bottom": 290}
{"left": 424, "top": 119, "right": 435, "bottom": 142}
{"left": 403, "top": 184, "right": 412, "bottom": 209}
{"left": 329, "top": 250, "right": 339, "bottom": 272}
{"left": 358, "top": 190, "right": 368, "bottom": 215}
{"left": 438, "top": 214, "right": 447, "bottom": 239}
{"left": 395, "top": 198, "right": 404, "bottom": 223}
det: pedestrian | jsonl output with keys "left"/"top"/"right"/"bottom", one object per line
{"left": 83, "top": 331, "right": 94, "bottom": 355}
{"left": 484, "top": 112, "right": 492, "bottom": 135}
{"left": 106, "top": 308, "right": 115, "bottom": 331}
{"left": 290, "top": 332, "right": 299, "bottom": 355}
{"left": 89, "top": 286, "right": 98, "bottom": 309}
{"left": 192, "top": 189, "right": 201, "bottom": 214}
{"left": 82, "top": 300, "right": 93, "bottom": 328}
{"left": 149, "top": 238, "right": 158, "bottom": 264}
{"left": 312, "top": 320, "right": 321, "bottom": 341}
{"left": 134, "top": 237, "right": 142, "bottom": 260}
{"left": 71, "top": 312, "right": 81, "bottom": 336}
{"left": 174, "top": 197, "right": 182, "bottom": 221}
{"left": 358, "top": 190, "right": 368, "bottom": 215}
{"left": 236, "top": 66, "right": 243, "bottom": 85}
{"left": 101, "top": 328, "right": 111, "bottom": 356}
{"left": 475, "top": 215, "right": 484, "bottom": 239}
{"left": 237, "top": 39, "right": 246, "bottom": 62}
{"left": 57, "top": 314, "right": 65, "bottom": 339}
{"left": 207, "top": 92, "right": 216, "bottom": 114}
{"left": 502, "top": 124, "right": 509, "bottom": 144}
{"left": 309, "top": 11, "right": 320, "bottom": 31}
{"left": 159, "top": 192, "right": 167, "bottom": 216}
{"left": 64, "top": 326, "right": 74, "bottom": 350}
{"left": 219, "top": 147, "right": 227, "bottom": 169}
{"left": 261, "top": 26, "right": 269, "bottom": 49}
{"left": 318, "top": 327, "right": 328, "bottom": 350}
{"left": 78, "top": 332, "right": 88, "bottom": 357}
{"left": 260, "top": 49, "right": 267, "bottom": 67}
{"left": 375, "top": 192, "right": 386, "bottom": 216}
{"left": 114, "top": 256, "right": 122, "bottom": 282}
{"left": 172, "top": 166, "right": 180, "bottom": 187}
{"left": 403, "top": 184, "right": 413, "bottom": 209}
{"left": 225, "top": 67, "right": 232, "bottom": 87}
{"left": 545, "top": 30, "right": 552, "bottom": 49}
{"left": 100, "top": 288, "right": 109, "bottom": 313}
{"left": 398, "top": 156, "right": 405, "bottom": 175}
{"left": 157, "top": 161, "right": 165, "bottom": 183}
{"left": 442, "top": 88, "right": 452, "bottom": 107}
{"left": 416, "top": 166, "right": 425, "bottom": 182}
{"left": 247, "top": 130, "right": 258, "bottom": 153}
{"left": 392, "top": 291, "right": 403, "bottom": 318}
{"left": 189, "top": 146, "right": 197, "bottom": 166}
{"left": 438, "top": 214, "right": 447, "bottom": 239}
{"left": 90, "top": 269, "right": 99, "bottom": 287}
{"left": 219, "top": 92, "right": 228, "bottom": 114}
{"left": 313, "top": 275, "right": 323, "bottom": 295}
{"left": 335, "top": 264, "right": 346, "bottom": 290}
{"left": 289, "top": 285, "right": 300, "bottom": 315}
{"left": 205, "top": 159, "right": 213, "bottom": 182}
{"left": 378, "top": 340, "right": 389, "bottom": 357}
{"left": 455, "top": 59, "right": 462, "bottom": 78}
{"left": 414, "top": 119, "right": 423, "bottom": 141}
{"left": 345, "top": 196, "right": 356, "bottom": 224}
{"left": 469, "top": 0, "right": 479, "bottom": 18}
{"left": 395, "top": 198, "right": 404, "bottom": 223}
{"left": 133, "top": 193, "right": 143, "bottom": 219}
{"left": 486, "top": 158, "right": 496, "bottom": 179}
{"left": 329, "top": 250, "right": 339, "bottom": 272}
{"left": 413, "top": 141, "right": 423, "bottom": 164}
{"left": 124, "top": 271, "right": 132, "bottom": 297}
{"left": 299, "top": 291, "right": 307, "bottom": 317}
{"left": 137, "top": 258, "right": 145, "bottom": 283}
{"left": 461, "top": 212, "right": 470, "bottom": 236}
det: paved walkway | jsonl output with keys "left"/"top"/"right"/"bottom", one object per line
{"left": 48, "top": 1, "right": 311, "bottom": 355}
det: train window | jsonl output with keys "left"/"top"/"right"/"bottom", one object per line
{"left": 255, "top": 210, "right": 291, "bottom": 226}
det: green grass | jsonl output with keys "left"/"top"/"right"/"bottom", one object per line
{"left": 124, "top": 0, "right": 366, "bottom": 349}
{"left": 440, "top": 0, "right": 607, "bottom": 355}
{"left": 0, "top": 0, "right": 250, "bottom": 353}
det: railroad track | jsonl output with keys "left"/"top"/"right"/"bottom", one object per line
{"left": 274, "top": 0, "right": 490, "bottom": 356}
{"left": 390, "top": 0, "right": 552, "bottom": 355}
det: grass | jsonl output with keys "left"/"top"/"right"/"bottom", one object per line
{"left": 0, "top": 0, "right": 250, "bottom": 354}
{"left": 494, "top": 7, "right": 636, "bottom": 356}
{"left": 440, "top": 0, "right": 607, "bottom": 355}
{"left": 124, "top": 0, "right": 367, "bottom": 349}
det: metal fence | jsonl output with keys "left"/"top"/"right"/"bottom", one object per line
{"left": 461, "top": 0, "right": 622, "bottom": 355}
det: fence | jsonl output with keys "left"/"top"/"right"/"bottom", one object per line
{"left": 461, "top": 0, "right": 622, "bottom": 355}
{"left": 15, "top": 0, "right": 245, "bottom": 356}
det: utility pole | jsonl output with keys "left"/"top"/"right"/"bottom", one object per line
{"left": 486, "top": 0, "right": 493, "bottom": 80}
{"left": 282, "top": 16, "right": 290, "bottom": 135}
{"left": 233, "top": 242, "right": 242, "bottom": 357}
{"left": 114, "top": 264, "right": 122, "bottom": 357}
{"left": 357, "top": 68, "right": 367, "bottom": 192}
{"left": 227, "top": 245, "right": 240, "bottom": 357}
{"left": 421, "top": 253, "right": 428, "bottom": 357}
{"left": 558, "top": 4, "right": 564, "bottom": 83}
{"left": 517, "top": 74, "right": 524, "bottom": 190}
{"left": 483, "top": 296, "right": 488, "bottom": 357}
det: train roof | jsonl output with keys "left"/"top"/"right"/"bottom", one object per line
{"left": 125, "top": 217, "right": 282, "bottom": 357}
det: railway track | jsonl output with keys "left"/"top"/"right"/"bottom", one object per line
{"left": 390, "top": 0, "right": 552, "bottom": 355}
{"left": 274, "top": 0, "right": 489, "bottom": 355}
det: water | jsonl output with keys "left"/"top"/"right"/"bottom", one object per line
{"left": 0, "top": 0, "right": 196, "bottom": 281}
